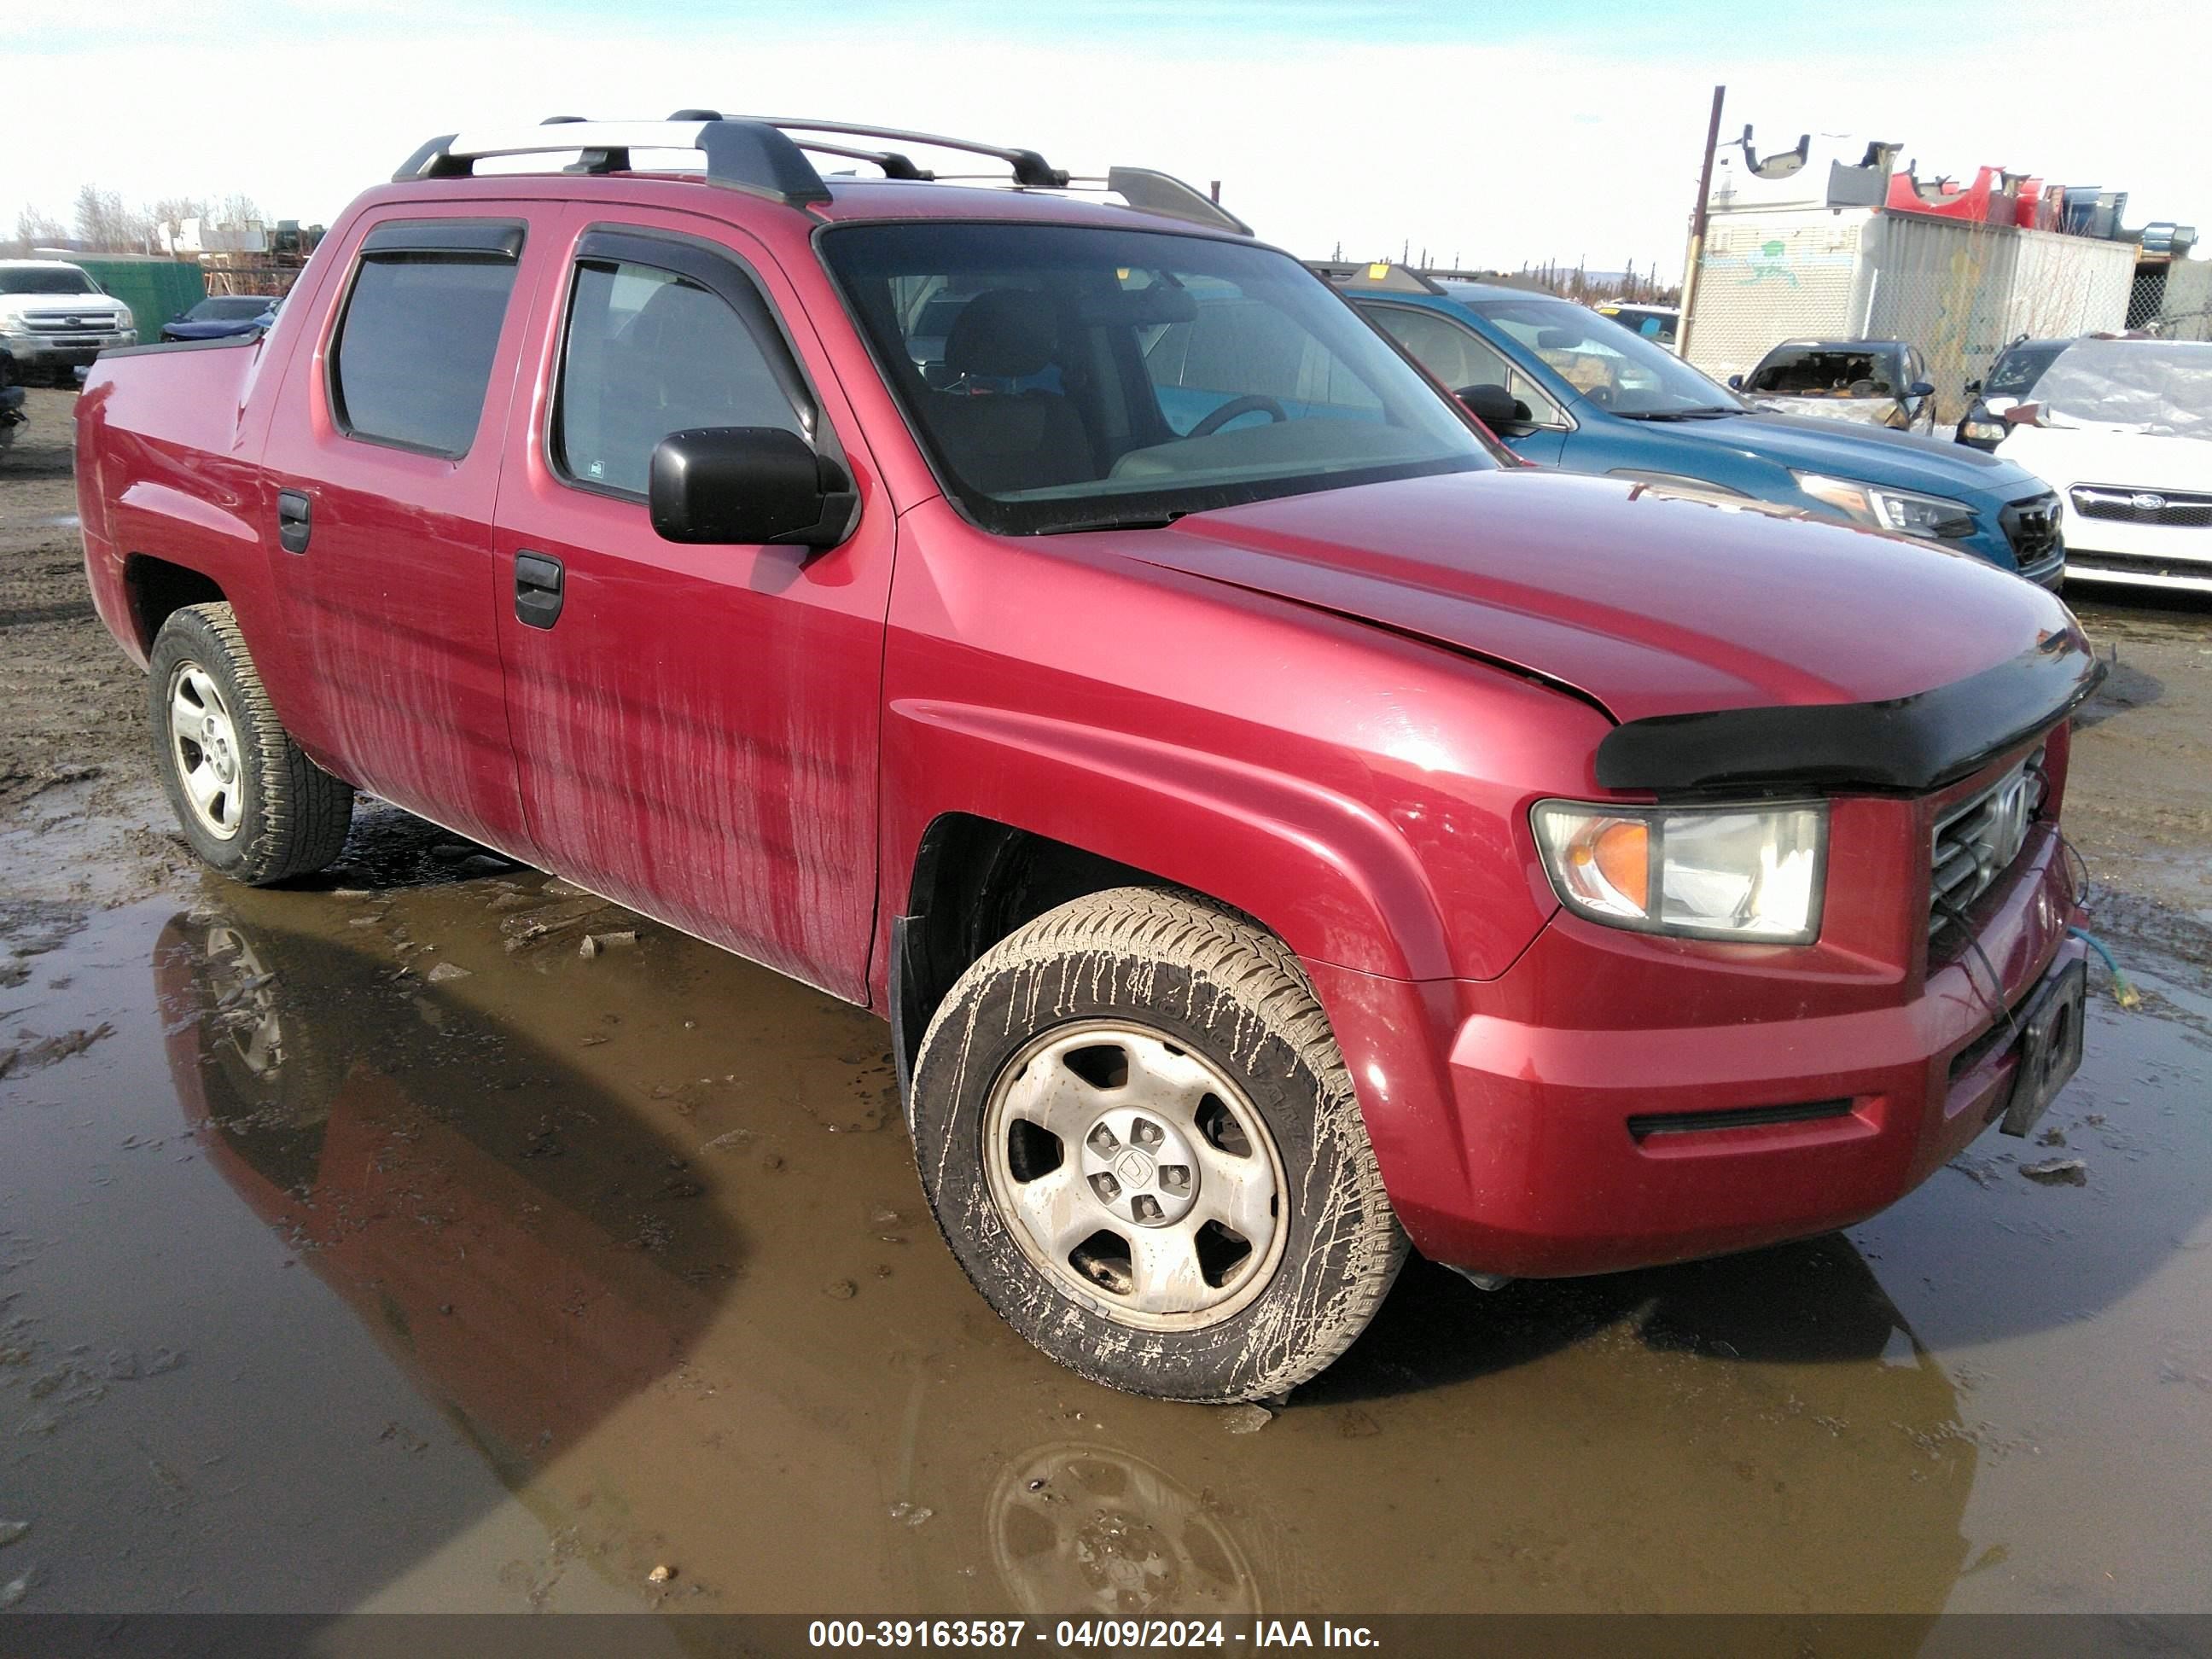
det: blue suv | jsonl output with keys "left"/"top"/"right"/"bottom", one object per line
{"left": 1323, "top": 268, "right": 2063, "bottom": 587}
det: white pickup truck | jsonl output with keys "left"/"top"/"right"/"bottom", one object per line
{"left": 0, "top": 259, "right": 137, "bottom": 384}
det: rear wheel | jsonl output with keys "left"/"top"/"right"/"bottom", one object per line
{"left": 148, "top": 602, "right": 352, "bottom": 883}
{"left": 911, "top": 888, "right": 1408, "bottom": 1401}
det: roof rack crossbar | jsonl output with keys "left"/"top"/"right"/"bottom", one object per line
{"left": 392, "top": 119, "right": 834, "bottom": 207}
{"left": 791, "top": 138, "right": 934, "bottom": 181}
{"left": 746, "top": 116, "right": 1068, "bottom": 189}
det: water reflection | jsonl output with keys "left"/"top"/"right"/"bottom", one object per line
{"left": 156, "top": 903, "right": 742, "bottom": 1487}
{"left": 148, "top": 890, "right": 1984, "bottom": 1615}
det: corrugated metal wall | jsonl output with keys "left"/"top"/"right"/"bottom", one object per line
{"left": 1862, "top": 217, "right": 2131, "bottom": 420}
{"left": 1686, "top": 211, "right": 2136, "bottom": 421}
{"left": 1683, "top": 210, "right": 1868, "bottom": 383}
{"left": 2156, "top": 258, "right": 2212, "bottom": 341}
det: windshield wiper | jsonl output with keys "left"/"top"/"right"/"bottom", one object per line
{"left": 1036, "top": 510, "right": 1188, "bottom": 535}
{"left": 1615, "top": 406, "right": 1743, "bottom": 422}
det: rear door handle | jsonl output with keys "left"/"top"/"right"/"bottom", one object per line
{"left": 276, "top": 489, "right": 311, "bottom": 554}
{"left": 515, "top": 551, "right": 564, "bottom": 629}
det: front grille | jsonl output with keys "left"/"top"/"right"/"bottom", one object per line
{"left": 1930, "top": 750, "right": 2046, "bottom": 941}
{"left": 2002, "top": 493, "right": 2062, "bottom": 565}
{"left": 2070, "top": 484, "right": 2212, "bottom": 528}
{"left": 22, "top": 315, "right": 125, "bottom": 335}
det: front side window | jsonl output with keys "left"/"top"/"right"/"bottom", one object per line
{"left": 1365, "top": 304, "right": 1565, "bottom": 426}
{"left": 822, "top": 222, "right": 1493, "bottom": 535}
{"left": 332, "top": 248, "right": 518, "bottom": 456}
{"left": 554, "top": 258, "right": 805, "bottom": 497}
{"left": 1469, "top": 295, "right": 1740, "bottom": 417}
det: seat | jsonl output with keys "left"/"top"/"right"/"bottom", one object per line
{"left": 925, "top": 288, "right": 1095, "bottom": 495}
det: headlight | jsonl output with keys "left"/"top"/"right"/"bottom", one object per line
{"left": 1960, "top": 417, "right": 2008, "bottom": 445}
{"left": 1532, "top": 800, "right": 1827, "bottom": 944}
{"left": 1792, "top": 471, "right": 1978, "bottom": 539}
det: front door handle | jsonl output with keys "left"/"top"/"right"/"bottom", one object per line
{"left": 515, "top": 550, "right": 564, "bottom": 629}
{"left": 276, "top": 489, "right": 311, "bottom": 555}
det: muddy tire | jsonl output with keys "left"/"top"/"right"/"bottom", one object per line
{"left": 911, "top": 887, "right": 1408, "bottom": 1402}
{"left": 148, "top": 602, "right": 352, "bottom": 884}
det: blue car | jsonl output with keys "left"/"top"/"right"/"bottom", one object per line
{"left": 1320, "top": 268, "right": 2063, "bottom": 587}
{"left": 159, "top": 294, "right": 278, "bottom": 343}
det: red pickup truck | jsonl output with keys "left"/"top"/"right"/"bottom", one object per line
{"left": 76, "top": 115, "right": 2099, "bottom": 1403}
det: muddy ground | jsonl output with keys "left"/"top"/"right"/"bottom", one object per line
{"left": 3, "top": 385, "right": 2209, "bottom": 1617}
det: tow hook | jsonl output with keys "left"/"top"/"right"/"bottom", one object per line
{"left": 1447, "top": 1266, "right": 1512, "bottom": 1292}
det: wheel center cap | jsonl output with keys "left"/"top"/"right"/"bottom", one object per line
{"left": 1080, "top": 1106, "right": 1200, "bottom": 1228}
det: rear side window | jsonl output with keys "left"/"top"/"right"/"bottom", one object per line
{"left": 331, "top": 228, "right": 521, "bottom": 457}
{"left": 555, "top": 258, "right": 806, "bottom": 497}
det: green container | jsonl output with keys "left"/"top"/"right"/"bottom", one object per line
{"left": 67, "top": 256, "right": 207, "bottom": 341}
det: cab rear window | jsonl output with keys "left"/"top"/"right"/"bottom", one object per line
{"left": 330, "top": 225, "right": 522, "bottom": 457}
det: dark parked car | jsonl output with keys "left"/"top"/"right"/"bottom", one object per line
{"left": 1732, "top": 339, "right": 1938, "bottom": 434}
{"left": 0, "top": 343, "right": 24, "bottom": 457}
{"left": 1957, "top": 336, "right": 2069, "bottom": 450}
{"left": 159, "top": 294, "right": 278, "bottom": 343}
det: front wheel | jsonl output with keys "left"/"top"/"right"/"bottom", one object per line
{"left": 911, "top": 888, "right": 1408, "bottom": 1401}
{"left": 148, "top": 602, "right": 352, "bottom": 884}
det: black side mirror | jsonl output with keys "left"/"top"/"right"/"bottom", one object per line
{"left": 1907, "top": 380, "right": 1936, "bottom": 399}
{"left": 648, "top": 427, "right": 857, "bottom": 548}
{"left": 1455, "top": 383, "right": 1527, "bottom": 430}
{"left": 1726, "top": 373, "right": 1745, "bottom": 390}
{"left": 1962, "top": 377, "right": 1983, "bottom": 395}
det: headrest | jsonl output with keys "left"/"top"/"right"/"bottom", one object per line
{"left": 944, "top": 288, "right": 1055, "bottom": 379}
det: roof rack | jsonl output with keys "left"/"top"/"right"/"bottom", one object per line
{"left": 392, "top": 112, "right": 1252, "bottom": 234}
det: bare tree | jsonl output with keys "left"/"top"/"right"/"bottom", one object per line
{"left": 214, "top": 192, "right": 265, "bottom": 229}
{"left": 7, "top": 205, "right": 69, "bottom": 256}
{"left": 72, "top": 184, "right": 157, "bottom": 253}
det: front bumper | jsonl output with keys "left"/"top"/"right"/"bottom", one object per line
{"left": 1310, "top": 779, "right": 2082, "bottom": 1279}
{"left": 2057, "top": 505, "right": 2212, "bottom": 595}
{"left": 2, "top": 330, "right": 136, "bottom": 370}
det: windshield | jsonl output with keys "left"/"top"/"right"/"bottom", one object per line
{"left": 189, "top": 295, "right": 272, "bottom": 320}
{"left": 2034, "top": 339, "right": 2212, "bottom": 439}
{"left": 1465, "top": 294, "right": 1740, "bottom": 416}
{"left": 1747, "top": 345, "right": 1900, "bottom": 398}
{"left": 1985, "top": 341, "right": 2066, "bottom": 399}
{"left": 819, "top": 223, "right": 1494, "bottom": 534}
{"left": 0, "top": 265, "right": 97, "bottom": 296}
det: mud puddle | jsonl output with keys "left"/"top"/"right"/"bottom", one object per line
{"left": 3, "top": 850, "right": 2208, "bottom": 1616}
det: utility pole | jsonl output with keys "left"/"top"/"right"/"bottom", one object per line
{"left": 1676, "top": 84, "right": 1726, "bottom": 359}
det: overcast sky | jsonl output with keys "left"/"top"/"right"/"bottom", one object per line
{"left": 17, "top": 0, "right": 2211, "bottom": 276}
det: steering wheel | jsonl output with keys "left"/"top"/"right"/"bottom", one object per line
{"left": 1189, "top": 394, "right": 1288, "bottom": 438}
{"left": 1584, "top": 381, "right": 1616, "bottom": 409}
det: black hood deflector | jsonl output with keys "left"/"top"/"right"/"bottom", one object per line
{"left": 1595, "top": 628, "right": 2106, "bottom": 795}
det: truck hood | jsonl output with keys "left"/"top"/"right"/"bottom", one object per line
{"left": 1115, "top": 468, "right": 2075, "bottom": 724}
{"left": 1634, "top": 407, "right": 2045, "bottom": 502}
